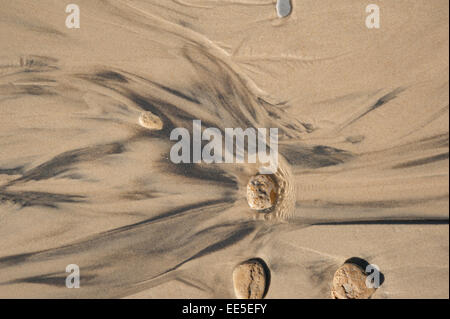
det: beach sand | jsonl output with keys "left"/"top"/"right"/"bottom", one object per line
{"left": 0, "top": 0, "right": 448, "bottom": 298}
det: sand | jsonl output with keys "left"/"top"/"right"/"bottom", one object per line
{"left": 0, "top": 0, "right": 448, "bottom": 298}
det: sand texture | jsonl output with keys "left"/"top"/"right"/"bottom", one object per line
{"left": 0, "top": 0, "right": 448, "bottom": 298}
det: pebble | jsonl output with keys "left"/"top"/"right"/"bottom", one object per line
{"left": 138, "top": 111, "right": 163, "bottom": 130}
{"left": 331, "top": 263, "right": 376, "bottom": 299}
{"left": 233, "top": 259, "right": 268, "bottom": 299}
{"left": 246, "top": 174, "right": 278, "bottom": 210}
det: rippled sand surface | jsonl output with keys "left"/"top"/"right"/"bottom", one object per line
{"left": 0, "top": 0, "right": 448, "bottom": 298}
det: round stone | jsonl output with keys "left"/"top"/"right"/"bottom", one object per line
{"left": 331, "top": 263, "right": 376, "bottom": 299}
{"left": 246, "top": 175, "right": 278, "bottom": 210}
{"left": 233, "top": 260, "right": 267, "bottom": 299}
{"left": 138, "top": 111, "right": 163, "bottom": 130}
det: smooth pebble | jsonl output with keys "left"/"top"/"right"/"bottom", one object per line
{"left": 233, "top": 260, "right": 268, "bottom": 299}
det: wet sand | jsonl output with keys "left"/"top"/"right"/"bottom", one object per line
{"left": 0, "top": 0, "right": 448, "bottom": 298}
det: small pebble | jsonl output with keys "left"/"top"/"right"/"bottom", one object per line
{"left": 233, "top": 260, "right": 268, "bottom": 299}
{"left": 331, "top": 263, "right": 376, "bottom": 299}
{"left": 138, "top": 111, "right": 163, "bottom": 130}
{"left": 246, "top": 174, "right": 278, "bottom": 210}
